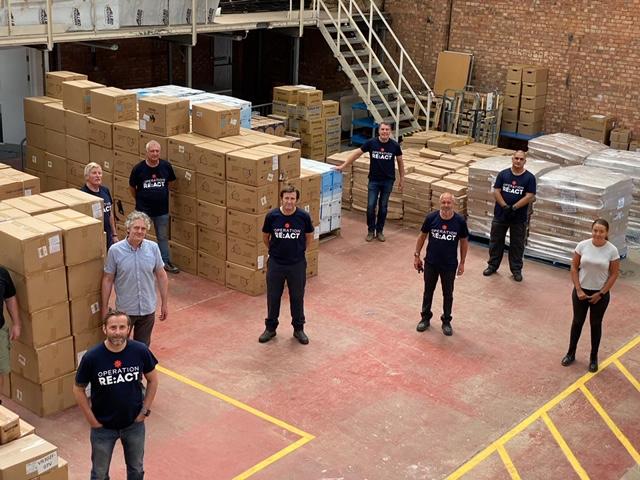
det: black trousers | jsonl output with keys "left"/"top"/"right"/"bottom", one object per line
{"left": 266, "top": 258, "right": 307, "bottom": 331}
{"left": 488, "top": 220, "right": 527, "bottom": 273}
{"left": 421, "top": 264, "right": 456, "bottom": 322}
{"left": 567, "top": 288, "right": 610, "bottom": 360}
{"left": 128, "top": 313, "right": 155, "bottom": 347}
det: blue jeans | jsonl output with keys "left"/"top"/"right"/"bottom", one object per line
{"left": 90, "top": 421, "right": 145, "bottom": 480}
{"left": 150, "top": 214, "right": 170, "bottom": 264}
{"left": 367, "top": 179, "right": 395, "bottom": 233}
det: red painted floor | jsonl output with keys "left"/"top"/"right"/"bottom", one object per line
{"left": 5, "top": 210, "right": 640, "bottom": 480}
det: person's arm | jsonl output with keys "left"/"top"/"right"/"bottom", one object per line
{"left": 458, "top": 238, "right": 469, "bottom": 275}
{"left": 5, "top": 296, "right": 21, "bottom": 341}
{"left": 101, "top": 272, "right": 115, "bottom": 318}
{"left": 493, "top": 188, "right": 509, "bottom": 208}
{"left": 110, "top": 209, "right": 118, "bottom": 242}
{"left": 589, "top": 259, "right": 620, "bottom": 304}
{"left": 413, "top": 232, "right": 428, "bottom": 271}
{"left": 396, "top": 155, "right": 405, "bottom": 192}
{"left": 570, "top": 252, "right": 587, "bottom": 300}
{"left": 514, "top": 192, "right": 535, "bottom": 210}
{"left": 134, "top": 369, "right": 159, "bottom": 422}
{"left": 72, "top": 384, "right": 102, "bottom": 428}
{"left": 305, "top": 232, "right": 314, "bottom": 247}
{"left": 155, "top": 267, "right": 169, "bottom": 321}
{"left": 334, "top": 148, "right": 364, "bottom": 171}
{"left": 263, "top": 232, "right": 271, "bottom": 249}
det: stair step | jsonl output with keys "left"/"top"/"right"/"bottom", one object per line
{"left": 343, "top": 49, "right": 368, "bottom": 59}
{"left": 326, "top": 25, "right": 356, "bottom": 34}
{"left": 356, "top": 74, "right": 388, "bottom": 84}
{"left": 350, "top": 63, "right": 382, "bottom": 72}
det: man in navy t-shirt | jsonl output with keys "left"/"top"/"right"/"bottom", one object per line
{"left": 73, "top": 311, "right": 158, "bottom": 479}
{"left": 483, "top": 150, "right": 536, "bottom": 282}
{"left": 413, "top": 193, "right": 468, "bottom": 336}
{"left": 335, "top": 122, "right": 404, "bottom": 242}
{"left": 129, "top": 140, "right": 178, "bottom": 273}
{"left": 81, "top": 162, "right": 118, "bottom": 250}
{"left": 259, "top": 185, "right": 315, "bottom": 345}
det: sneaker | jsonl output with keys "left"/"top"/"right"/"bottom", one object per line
{"left": 366, "top": 232, "right": 375, "bottom": 242}
{"left": 293, "top": 329, "right": 309, "bottom": 345}
{"left": 258, "top": 329, "right": 276, "bottom": 343}
{"left": 442, "top": 322, "right": 453, "bottom": 336}
{"left": 561, "top": 355, "right": 575, "bottom": 366}
{"left": 513, "top": 272, "right": 523, "bottom": 282}
{"left": 483, "top": 267, "right": 496, "bottom": 277}
{"left": 164, "top": 262, "right": 180, "bottom": 274}
{"left": 377, "top": 232, "right": 386, "bottom": 242}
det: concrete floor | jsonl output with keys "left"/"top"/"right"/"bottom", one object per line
{"left": 5, "top": 210, "right": 640, "bottom": 480}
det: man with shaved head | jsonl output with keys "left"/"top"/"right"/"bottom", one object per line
{"left": 129, "top": 140, "right": 179, "bottom": 273}
{"left": 413, "top": 192, "right": 469, "bottom": 336}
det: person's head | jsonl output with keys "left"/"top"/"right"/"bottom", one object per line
{"left": 439, "top": 192, "right": 455, "bottom": 215}
{"left": 591, "top": 218, "right": 609, "bottom": 243}
{"left": 145, "top": 140, "right": 161, "bottom": 164}
{"left": 280, "top": 184, "right": 300, "bottom": 213}
{"left": 84, "top": 162, "right": 103, "bottom": 187}
{"left": 378, "top": 122, "right": 392, "bottom": 141}
{"left": 511, "top": 150, "right": 527, "bottom": 172}
{"left": 102, "top": 311, "right": 132, "bottom": 347}
{"left": 125, "top": 211, "right": 151, "bottom": 243}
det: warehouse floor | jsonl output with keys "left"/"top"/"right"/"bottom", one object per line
{"left": 6, "top": 210, "right": 640, "bottom": 480}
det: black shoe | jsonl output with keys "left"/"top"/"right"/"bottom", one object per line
{"left": 442, "top": 322, "right": 453, "bottom": 336}
{"left": 561, "top": 355, "right": 575, "bottom": 366}
{"left": 483, "top": 267, "right": 496, "bottom": 277}
{"left": 589, "top": 361, "right": 598, "bottom": 373}
{"left": 293, "top": 329, "right": 309, "bottom": 345}
{"left": 258, "top": 329, "right": 276, "bottom": 343}
{"left": 416, "top": 315, "right": 431, "bottom": 332}
{"left": 513, "top": 272, "right": 523, "bottom": 282}
{"left": 164, "top": 262, "right": 180, "bottom": 274}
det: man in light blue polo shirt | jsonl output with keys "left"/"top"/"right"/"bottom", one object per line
{"left": 101, "top": 211, "right": 169, "bottom": 346}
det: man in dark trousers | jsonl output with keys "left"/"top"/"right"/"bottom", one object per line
{"left": 0, "top": 266, "right": 21, "bottom": 398}
{"left": 414, "top": 193, "right": 469, "bottom": 336}
{"left": 259, "top": 185, "right": 315, "bottom": 345}
{"left": 483, "top": 150, "right": 536, "bottom": 282}
{"left": 73, "top": 311, "right": 158, "bottom": 480}
{"left": 335, "top": 122, "right": 404, "bottom": 242}
{"left": 129, "top": 140, "right": 179, "bottom": 273}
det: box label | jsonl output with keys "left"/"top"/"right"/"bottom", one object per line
{"left": 38, "top": 246, "right": 48, "bottom": 258}
{"left": 49, "top": 235, "right": 62, "bottom": 253}
{"left": 92, "top": 203, "right": 102, "bottom": 218}
{"left": 272, "top": 155, "right": 278, "bottom": 170}
{"left": 26, "top": 451, "right": 58, "bottom": 475}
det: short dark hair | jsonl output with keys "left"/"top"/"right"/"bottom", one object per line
{"left": 280, "top": 184, "right": 300, "bottom": 199}
{"left": 103, "top": 311, "right": 132, "bottom": 327}
{"left": 378, "top": 121, "right": 392, "bottom": 129}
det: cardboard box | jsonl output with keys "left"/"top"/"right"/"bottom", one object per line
{"left": 520, "top": 95, "right": 546, "bottom": 111}
{"left": 273, "top": 86, "right": 302, "bottom": 104}
{"left": 172, "top": 166, "right": 197, "bottom": 196}
{"left": 46, "top": 70, "right": 87, "bottom": 98}
{"left": 610, "top": 128, "right": 631, "bottom": 143}
{"left": 62, "top": 79, "right": 105, "bottom": 114}
{"left": 306, "top": 249, "right": 319, "bottom": 277}
{"left": 18, "top": 419, "right": 35, "bottom": 439}
{"left": 113, "top": 120, "right": 140, "bottom": 155}
{"left": 226, "top": 149, "right": 278, "bottom": 187}
{"left": 89, "top": 144, "right": 115, "bottom": 173}
{"left": 113, "top": 150, "right": 141, "bottom": 178}
{"left": 10, "top": 337, "right": 75, "bottom": 384}
{"left": 24, "top": 97, "right": 60, "bottom": 125}
{"left": 65, "top": 135, "right": 89, "bottom": 164}
{"left": 0, "top": 178, "right": 23, "bottom": 202}
{"left": 169, "top": 241, "right": 197, "bottom": 275}
{"left": 295, "top": 105, "right": 322, "bottom": 121}
{"left": 501, "top": 118, "right": 517, "bottom": 133}
{"left": 0, "top": 434, "right": 58, "bottom": 478}
{"left": 517, "top": 121, "right": 543, "bottom": 136}
{"left": 505, "top": 81, "right": 521, "bottom": 95}
{"left": 0, "top": 205, "right": 28, "bottom": 224}
{"left": 299, "top": 118, "right": 324, "bottom": 135}
{"left": 69, "top": 292, "right": 102, "bottom": 334}
{"left": 192, "top": 103, "right": 241, "bottom": 139}
{"left": 321, "top": 99, "right": 339, "bottom": 117}
{"left": 139, "top": 132, "right": 169, "bottom": 157}
{"left": 7, "top": 267, "right": 68, "bottom": 314}
{"left": 44, "top": 177, "right": 67, "bottom": 193}
{"left": 197, "top": 252, "right": 225, "bottom": 285}
{"left": 226, "top": 236, "right": 267, "bottom": 270}
{"left": 519, "top": 108, "right": 545, "bottom": 124}
{"left": 297, "top": 89, "right": 323, "bottom": 107}
{"left": 506, "top": 64, "right": 529, "bottom": 82}
{"left": 167, "top": 133, "right": 210, "bottom": 170}
{"left": 64, "top": 110, "right": 89, "bottom": 140}
{"left": 14, "top": 301, "right": 70, "bottom": 348}
{"left": 138, "top": 96, "right": 190, "bottom": 137}
{"left": 26, "top": 123, "right": 47, "bottom": 150}
{"left": 503, "top": 94, "right": 520, "bottom": 109}
{"left": 25, "top": 146, "right": 45, "bottom": 173}
{"left": 219, "top": 134, "right": 268, "bottom": 150}
{"left": 90, "top": 87, "right": 137, "bottom": 123}
{"left": 34, "top": 209, "right": 103, "bottom": 266}
{"left": 0, "top": 170, "right": 40, "bottom": 197}
{"left": 522, "top": 82, "right": 547, "bottom": 97}
{"left": 11, "top": 372, "right": 77, "bottom": 417}
{"left": 226, "top": 209, "right": 265, "bottom": 244}
{"left": 64, "top": 160, "right": 83, "bottom": 187}
{"left": 522, "top": 66, "right": 548, "bottom": 83}
{"left": 44, "top": 129, "right": 66, "bottom": 158}
{"left": 226, "top": 181, "right": 278, "bottom": 215}
{"left": 170, "top": 217, "right": 196, "bottom": 249}
{"left": 44, "top": 152, "right": 66, "bottom": 181}
{"left": 196, "top": 200, "right": 225, "bottom": 232}
{"left": 170, "top": 193, "right": 197, "bottom": 223}
{"left": 579, "top": 114, "right": 615, "bottom": 132}
{"left": 113, "top": 175, "right": 131, "bottom": 202}
{"left": 0, "top": 217, "right": 64, "bottom": 275}
{"left": 194, "top": 140, "right": 242, "bottom": 179}
{"left": 88, "top": 117, "right": 113, "bottom": 148}
{"left": 610, "top": 140, "right": 629, "bottom": 150}
{"left": 38, "top": 458, "right": 68, "bottom": 480}
{"left": 41, "top": 189, "right": 104, "bottom": 221}
{"left": 73, "top": 327, "right": 103, "bottom": 366}
{"left": 225, "top": 262, "right": 266, "bottom": 296}
{"left": 252, "top": 144, "right": 301, "bottom": 182}
{"left": 195, "top": 174, "right": 225, "bottom": 206}
{"left": 299, "top": 170, "right": 322, "bottom": 204}
{"left": 43, "top": 103, "right": 66, "bottom": 134}
{"left": 502, "top": 106, "right": 519, "bottom": 121}
{"left": 66, "top": 257, "right": 103, "bottom": 300}
{"left": 197, "top": 227, "right": 226, "bottom": 259}
{"left": 579, "top": 127, "right": 609, "bottom": 144}
{"left": 0, "top": 406, "right": 19, "bottom": 445}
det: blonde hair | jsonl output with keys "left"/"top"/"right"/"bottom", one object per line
{"left": 84, "top": 162, "right": 102, "bottom": 179}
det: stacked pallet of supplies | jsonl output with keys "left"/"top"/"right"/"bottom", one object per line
{"left": 322, "top": 100, "right": 342, "bottom": 157}
{"left": 402, "top": 130, "right": 446, "bottom": 149}
{"left": 584, "top": 149, "right": 640, "bottom": 243}
{"left": 609, "top": 127, "right": 632, "bottom": 151}
{"left": 426, "top": 133, "right": 472, "bottom": 154}
{"left": 0, "top": 404, "right": 68, "bottom": 478}
{"left": 250, "top": 115, "right": 286, "bottom": 136}
{"left": 325, "top": 149, "right": 359, "bottom": 209}
{"left": 403, "top": 173, "right": 436, "bottom": 225}
{"left": 301, "top": 158, "right": 342, "bottom": 236}
{"left": 578, "top": 114, "right": 615, "bottom": 145}
{"left": 526, "top": 166, "right": 633, "bottom": 264}
{"left": 502, "top": 65, "right": 548, "bottom": 136}
{"left": 528, "top": 133, "right": 608, "bottom": 165}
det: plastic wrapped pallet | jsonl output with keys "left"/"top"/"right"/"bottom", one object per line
{"left": 526, "top": 165, "right": 633, "bottom": 264}
{"left": 584, "top": 148, "right": 640, "bottom": 244}
{"left": 528, "top": 133, "right": 608, "bottom": 166}
{"left": 3, "top": 0, "right": 120, "bottom": 30}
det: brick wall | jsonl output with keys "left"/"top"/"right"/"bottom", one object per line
{"left": 385, "top": 0, "right": 640, "bottom": 136}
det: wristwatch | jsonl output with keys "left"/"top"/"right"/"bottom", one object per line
{"left": 142, "top": 407, "right": 151, "bottom": 417}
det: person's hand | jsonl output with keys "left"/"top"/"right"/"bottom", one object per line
{"left": 588, "top": 292, "right": 603, "bottom": 304}
{"left": 414, "top": 256, "right": 423, "bottom": 272}
{"left": 90, "top": 421, "right": 103, "bottom": 429}
{"left": 576, "top": 290, "right": 588, "bottom": 301}
{"left": 134, "top": 412, "right": 147, "bottom": 423}
{"left": 457, "top": 263, "right": 465, "bottom": 276}
{"left": 333, "top": 164, "right": 344, "bottom": 171}
{"left": 502, "top": 204, "right": 513, "bottom": 213}
{"left": 398, "top": 179, "right": 404, "bottom": 193}
{"left": 9, "top": 323, "right": 20, "bottom": 341}
{"left": 159, "top": 303, "right": 168, "bottom": 321}
{"left": 112, "top": 234, "right": 119, "bottom": 242}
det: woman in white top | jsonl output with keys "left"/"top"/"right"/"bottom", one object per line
{"left": 561, "top": 219, "right": 620, "bottom": 372}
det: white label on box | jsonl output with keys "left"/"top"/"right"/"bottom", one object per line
{"left": 139, "top": 120, "right": 146, "bottom": 130}
{"left": 260, "top": 196, "right": 267, "bottom": 206}
{"left": 24, "top": 189, "right": 32, "bottom": 196}
{"left": 31, "top": 155, "right": 37, "bottom": 163}
{"left": 37, "top": 246, "right": 48, "bottom": 258}
{"left": 185, "top": 171, "right": 192, "bottom": 181}
{"left": 267, "top": 173, "right": 274, "bottom": 182}
{"left": 26, "top": 451, "right": 58, "bottom": 475}
{"left": 231, "top": 118, "right": 237, "bottom": 125}
{"left": 618, "top": 197, "right": 625, "bottom": 209}
{"left": 178, "top": 145, "right": 185, "bottom": 153}
{"left": 142, "top": 114, "right": 150, "bottom": 121}
{"left": 47, "top": 161, "right": 52, "bottom": 168}
{"left": 90, "top": 302, "right": 100, "bottom": 314}
{"left": 272, "top": 155, "right": 279, "bottom": 170}
{"left": 16, "top": 388, "right": 23, "bottom": 401}
{"left": 92, "top": 203, "right": 102, "bottom": 218}
{"left": 18, "top": 354, "right": 26, "bottom": 366}
{"left": 257, "top": 255, "right": 265, "bottom": 269}
{"left": 49, "top": 235, "right": 61, "bottom": 253}
{"left": 314, "top": 226, "right": 320, "bottom": 239}
{"left": 104, "top": 160, "right": 110, "bottom": 169}
{"left": 196, "top": 111, "right": 203, "bottom": 118}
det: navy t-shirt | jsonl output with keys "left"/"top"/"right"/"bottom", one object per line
{"left": 262, "top": 208, "right": 314, "bottom": 265}
{"left": 129, "top": 160, "right": 176, "bottom": 217}
{"left": 76, "top": 340, "right": 158, "bottom": 430}
{"left": 360, "top": 138, "right": 403, "bottom": 181}
{"left": 493, "top": 168, "right": 536, "bottom": 224}
{"left": 0, "top": 267, "right": 16, "bottom": 329}
{"left": 81, "top": 185, "right": 113, "bottom": 239}
{"left": 421, "top": 211, "right": 469, "bottom": 271}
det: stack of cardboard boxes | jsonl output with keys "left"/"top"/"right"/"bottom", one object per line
{"left": 325, "top": 149, "right": 359, "bottom": 209}
{"left": 322, "top": 100, "right": 342, "bottom": 157}
{"left": 609, "top": 128, "right": 632, "bottom": 150}
{"left": 502, "top": 65, "right": 547, "bottom": 136}
{"left": 0, "top": 167, "right": 40, "bottom": 201}
{"left": 578, "top": 114, "right": 615, "bottom": 144}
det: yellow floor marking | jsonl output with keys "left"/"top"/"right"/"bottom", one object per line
{"left": 614, "top": 360, "right": 640, "bottom": 393}
{"left": 447, "top": 335, "right": 640, "bottom": 479}
{"left": 541, "top": 412, "right": 589, "bottom": 479}
{"left": 579, "top": 385, "right": 640, "bottom": 464}
{"left": 156, "top": 364, "right": 315, "bottom": 478}
{"left": 497, "top": 445, "right": 522, "bottom": 480}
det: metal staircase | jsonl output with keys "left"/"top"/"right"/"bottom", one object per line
{"left": 315, "top": 0, "right": 434, "bottom": 138}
